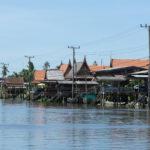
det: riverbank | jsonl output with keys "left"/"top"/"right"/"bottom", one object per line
{"left": 1, "top": 98, "right": 149, "bottom": 110}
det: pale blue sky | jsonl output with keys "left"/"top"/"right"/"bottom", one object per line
{"left": 0, "top": 0, "right": 150, "bottom": 74}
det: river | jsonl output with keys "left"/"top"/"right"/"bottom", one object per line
{"left": 0, "top": 99, "right": 150, "bottom": 150}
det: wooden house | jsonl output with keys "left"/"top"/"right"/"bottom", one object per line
{"left": 95, "top": 64, "right": 148, "bottom": 102}
{"left": 65, "top": 57, "right": 93, "bottom": 81}
{"left": 58, "top": 58, "right": 98, "bottom": 98}
{"left": 2, "top": 77, "right": 25, "bottom": 99}
{"left": 43, "top": 69, "right": 65, "bottom": 98}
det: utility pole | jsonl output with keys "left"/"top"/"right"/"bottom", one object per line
{"left": 25, "top": 56, "right": 34, "bottom": 100}
{"left": 140, "top": 24, "right": 150, "bottom": 108}
{"left": 68, "top": 46, "right": 80, "bottom": 100}
{"left": 101, "top": 59, "right": 103, "bottom": 66}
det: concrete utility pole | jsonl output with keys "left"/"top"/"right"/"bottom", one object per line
{"left": 25, "top": 56, "right": 34, "bottom": 100}
{"left": 25, "top": 56, "right": 34, "bottom": 63}
{"left": 68, "top": 46, "right": 80, "bottom": 100}
{"left": 140, "top": 24, "right": 150, "bottom": 107}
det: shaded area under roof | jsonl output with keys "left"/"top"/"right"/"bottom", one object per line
{"left": 58, "top": 81, "right": 98, "bottom": 85}
{"left": 96, "top": 76, "right": 127, "bottom": 82}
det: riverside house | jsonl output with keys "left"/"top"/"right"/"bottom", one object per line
{"left": 94, "top": 58, "right": 148, "bottom": 102}
{"left": 1, "top": 77, "right": 25, "bottom": 99}
{"left": 33, "top": 58, "right": 98, "bottom": 101}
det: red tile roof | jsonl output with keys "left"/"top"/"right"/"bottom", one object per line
{"left": 34, "top": 70, "right": 46, "bottom": 81}
{"left": 111, "top": 59, "right": 149, "bottom": 69}
{"left": 89, "top": 65, "right": 109, "bottom": 72}
{"left": 59, "top": 64, "right": 69, "bottom": 74}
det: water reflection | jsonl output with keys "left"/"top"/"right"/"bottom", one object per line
{"left": 0, "top": 100, "right": 150, "bottom": 149}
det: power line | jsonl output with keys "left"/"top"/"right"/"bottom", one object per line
{"left": 81, "top": 25, "right": 140, "bottom": 47}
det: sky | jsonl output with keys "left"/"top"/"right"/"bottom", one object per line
{"left": 0, "top": 0, "right": 150, "bottom": 74}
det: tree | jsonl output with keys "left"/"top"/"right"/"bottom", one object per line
{"left": 27, "top": 61, "right": 35, "bottom": 81}
{"left": 43, "top": 61, "right": 50, "bottom": 71}
{"left": 93, "top": 61, "right": 98, "bottom": 66}
{"left": 28, "top": 61, "right": 34, "bottom": 72}
{"left": 9, "top": 72, "right": 19, "bottom": 78}
{"left": 2, "top": 64, "right": 9, "bottom": 78}
{"left": 19, "top": 69, "right": 29, "bottom": 82}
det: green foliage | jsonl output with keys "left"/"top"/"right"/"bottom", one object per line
{"left": 19, "top": 69, "right": 29, "bottom": 82}
{"left": 125, "top": 79, "right": 144, "bottom": 88}
{"left": 43, "top": 61, "right": 50, "bottom": 71}
{"left": 28, "top": 61, "right": 34, "bottom": 72}
{"left": 93, "top": 61, "right": 98, "bottom": 66}
{"left": 9, "top": 61, "right": 35, "bottom": 82}
{"left": 2, "top": 64, "right": 9, "bottom": 78}
{"left": 8, "top": 72, "right": 19, "bottom": 78}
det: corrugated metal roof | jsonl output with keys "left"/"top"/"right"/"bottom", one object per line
{"left": 131, "top": 70, "right": 148, "bottom": 75}
{"left": 131, "top": 75, "right": 148, "bottom": 78}
{"left": 47, "top": 69, "right": 64, "bottom": 80}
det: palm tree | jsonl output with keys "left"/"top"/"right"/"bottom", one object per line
{"left": 1, "top": 64, "right": 9, "bottom": 78}
{"left": 93, "top": 61, "right": 98, "bottom": 66}
{"left": 43, "top": 61, "right": 50, "bottom": 71}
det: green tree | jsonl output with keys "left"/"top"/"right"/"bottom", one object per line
{"left": 28, "top": 61, "right": 34, "bottom": 72}
{"left": 28, "top": 61, "right": 35, "bottom": 81}
{"left": 19, "top": 69, "right": 29, "bottom": 82}
{"left": 43, "top": 61, "right": 50, "bottom": 71}
{"left": 9, "top": 72, "right": 19, "bottom": 78}
{"left": 93, "top": 61, "right": 98, "bottom": 66}
{"left": 2, "top": 64, "right": 9, "bottom": 78}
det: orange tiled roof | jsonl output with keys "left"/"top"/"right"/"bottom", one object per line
{"left": 34, "top": 70, "right": 46, "bottom": 81}
{"left": 111, "top": 59, "right": 149, "bottom": 69}
{"left": 89, "top": 65, "right": 109, "bottom": 72}
{"left": 59, "top": 64, "right": 69, "bottom": 74}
